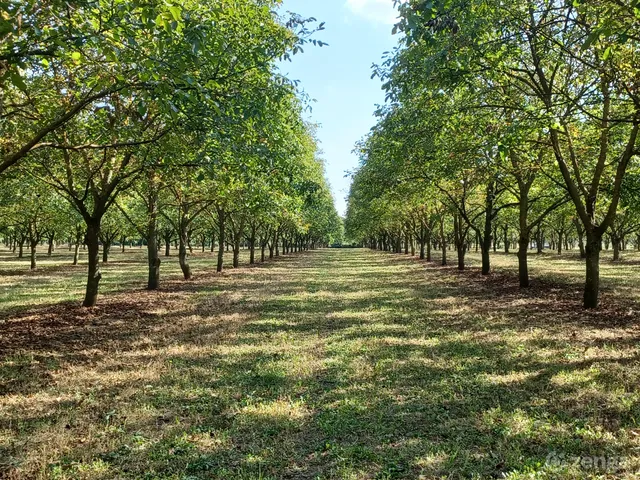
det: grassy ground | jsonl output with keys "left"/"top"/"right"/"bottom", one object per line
{"left": 1, "top": 247, "right": 640, "bottom": 479}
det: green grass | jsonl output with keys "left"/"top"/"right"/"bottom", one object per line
{"left": 0, "top": 247, "right": 247, "bottom": 312}
{"left": 1, "top": 247, "right": 640, "bottom": 479}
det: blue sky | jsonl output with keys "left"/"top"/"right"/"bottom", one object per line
{"left": 278, "top": 0, "right": 400, "bottom": 215}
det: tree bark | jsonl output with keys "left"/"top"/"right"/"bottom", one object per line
{"left": 575, "top": 219, "right": 586, "bottom": 258}
{"left": 503, "top": 227, "right": 509, "bottom": 254}
{"left": 249, "top": 228, "right": 256, "bottom": 265}
{"left": 518, "top": 235, "right": 530, "bottom": 288}
{"left": 47, "top": 233, "right": 55, "bottom": 256}
{"left": 147, "top": 189, "right": 160, "bottom": 290}
{"left": 103, "top": 241, "right": 111, "bottom": 263}
{"left": 517, "top": 180, "right": 531, "bottom": 288}
{"left": 233, "top": 242, "right": 240, "bottom": 268}
{"left": 480, "top": 182, "right": 495, "bottom": 275}
{"left": 440, "top": 216, "right": 447, "bottom": 266}
{"left": 612, "top": 235, "right": 621, "bottom": 261}
{"left": 454, "top": 215, "right": 467, "bottom": 271}
{"left": 557, "top": 231, "right": 563, "bottom": 254}
{"left": 30, "top": 241, "right": 37, "bottom": 270}
{"left": 584, "top": 232, "right": 602, "bottom": 309}
{"left": 83, "top": 222, "right": 102, "bottom": 307}
{"left": 179, "top": 234, "right": 191, "bottom": 280}
{"left": 536, "top": 229, "right": 544, "bottom": 254}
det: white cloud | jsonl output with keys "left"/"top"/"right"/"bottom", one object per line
{"left": 345, "top": 0, "right": 398, "bottom": 25}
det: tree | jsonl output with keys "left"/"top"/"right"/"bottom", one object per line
{"left": 386, "top": 0, "right": 640, "bottom": 308}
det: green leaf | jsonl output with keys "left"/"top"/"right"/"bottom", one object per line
{"left": 9, "top": 71, "right": 28, "bottom": 93}
{"left": 168, "top": 6, "right": 182, "bottom": 22}
{"left": 582, "top": 30, "right": 600, "bottom": 51}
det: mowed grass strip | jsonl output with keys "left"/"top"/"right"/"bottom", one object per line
{"left": 1, "top": 248, "right": 639, "bottom": 479}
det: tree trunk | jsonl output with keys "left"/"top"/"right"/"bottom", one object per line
{"left": 503, "top": 227, "right": 509, "bottom": 254}
{"left": 30, "top": 241, "right": 37, "bottom": 270}
{"left": 165, "top": 237, "right": 171, "bottom": 256}
{"left": 454, "top": 215, "right": 467, "bottom": 271}
{"left": 147, "top": 191, "right": 160, "bottom": 290}
{"left": 440, "top": 217, "right": 447, "bottom": 266}
{"left": 83, "top": 222, "right": 102, "bottom": 307}
{"left": 217, "top": 214, "right": 225, "bottom": 273}
{"left": 536, "top": 229, "right": 544, "bottom": 254}
{"left": 47, "top": 233, "right": 55, "bottom": 256}
{"left": 613, "top": 236, "right": 621, "bottom": 261}
{"left": 575, "top": 219, "right": 586, "bottom": 258}
{"left": 73, "top": 243, "right": 80, "bottom": 265}
{"left": 557, "top": 231, "right": 562, "bottom": 254}
{"left": 481, "top": 182, "right": 495, "bottom": 275}
{"left": 492, "top": 224, "right": 498, "bottom": 253}
{"left": 457, "top": 244, "right": 466, "bottom": 270}
{"left": 249, "top": 230, "right": 256, "bottom": 265}
{"left": 516, "top": 181, "right": 531, "bottom": 288}
{"left": 584, "top": 232, "right": 602, "bottom": 309}
{"left": 148, "top": 240, "right": 161, "bottom": 290}
{"left": 179, "top": 231, "right": 192, "bottom": 280}
{"left": 518, "top": 234, "right": 530, "bottom": 288}
{"left": 102, "top": 241, "right": 110, "bottom": 263}
{"left": 233, "top": 242, "right": 240, "bottom": 268}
